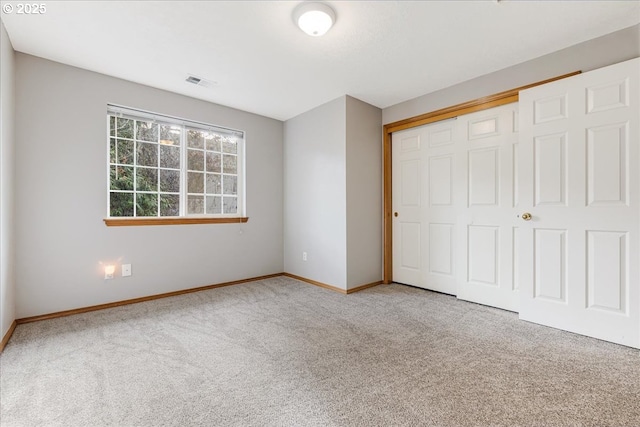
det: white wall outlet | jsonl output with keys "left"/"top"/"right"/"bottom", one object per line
{"left": 302, "top": 252, "right": 307, "bottom": 261}
{"left": 122, "top": 264, "right": 132, "bottom": 277}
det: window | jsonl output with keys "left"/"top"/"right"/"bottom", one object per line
{"left": 107, "top": 105, "right": 244, "bottom": 219}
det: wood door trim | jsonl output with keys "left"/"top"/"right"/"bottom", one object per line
{"left": 383, "top": 71, "right": 581, "bottom": 284}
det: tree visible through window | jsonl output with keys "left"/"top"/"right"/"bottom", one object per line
{"left": 108, "top": 106, "right": 244, "bottom": 218}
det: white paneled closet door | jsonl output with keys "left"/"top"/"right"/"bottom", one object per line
{"left": 392, "top": 104, "right": 520, "bottom": 306}
{"left": 392, "top": 127, "right": 425, "bottom": 288}
{"left": 392, "top": 119, "right": 461, "bottom": 295}
{"left": 518, "top": 58, "right": 640, "bottom": 348}
{"left": 455, "top": 104, "right": 520, "bottom": 312}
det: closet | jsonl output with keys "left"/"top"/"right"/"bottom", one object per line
{"left": 391, "top": 58, "right": 639, "bottom": 347}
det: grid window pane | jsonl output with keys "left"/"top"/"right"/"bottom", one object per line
{"left": 187, "top": 149, "right": 204, "bottom": 171}
{"left": 136, "top": 121, "right": 158, "bottom": 142}
{"left": 117, "top": 140, "right": 134, "bottom": 165}
{"left": 206, "top": 135, "right": 221, "bottom": 152}
{"left": 110, "top": 138, "right": 116, "bottom": 163}
{"left": 136, "top": 193, "right": 158, "bottom": 217}
{"left": 116, "top": 118, "right": 134, "bottom": 139}
{"left": 223, "top": 197, "right": 237, "bottom": 214}
{"left": 223, "top": 175, "right": 237, "bottom": 195}
{"left": 160, "top": 125, "right": 181, "bottom": 146}
{"left": 206, "top": 153, "right": 221, "bottom": 173}
{"left": 160, "top": 169, "right": 180, "bottom": 193}
{"left": 206, "top": 196, "right": 222, "bottom": 214}
{"left": 110, "top": 165, "right": 134, "bottom": 191}
{"left": 160, "top": 145, "right": 180, "bottom": 169}
{"left": 206, "top": 173, "right": 221, "bottom": 194}
{"left": 187, "top": 130, "right": 204, "bottom": 149}
{"left": 110, "top": 192, "right": 134, "bottom": 217}
{"left": 223, "top": 139, "right": 237, "bottom": 154}
{"left": 160, "top": 194, "right": 180, "bottom": 216}
{"left": 108, "top": 111, "right": 243, "bottom": 218}
{"left": 187, "top": 171, "right": 204, "bottom": 194}
{"left": 187, "top": 195, "right": 204, "bottom": 214}
{"left": 223, "top": 155, "right": 237, "bottom": 174}
{"left": 136, "top": 167, "right": 158, "bottom": 192}
{"left": 137, "top": 142, "right": 158, "bottom": 167}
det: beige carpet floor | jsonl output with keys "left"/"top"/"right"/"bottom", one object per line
{"left": 1, "top": 276, "right": 639, "bottom": 426}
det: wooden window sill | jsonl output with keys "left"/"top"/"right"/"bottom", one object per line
{"left": 104, "top": 217, "right": 249, "bottom": 227}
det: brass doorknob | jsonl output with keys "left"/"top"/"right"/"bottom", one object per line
{"left": 521, "top": 212, "right": 532, "bottom": 221}
{"left": 394, "top": 212, "right": 398, "bottom": 217}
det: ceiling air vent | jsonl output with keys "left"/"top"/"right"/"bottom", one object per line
{"left": 186, "top": 75, "right": 201, "bottom": 84}
{"left": 185, "top": 74, "right": 217, "bottom": 88}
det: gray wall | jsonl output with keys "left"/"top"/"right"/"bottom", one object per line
{"left": 14, "top": 54, "right": 284, "bottom": 318}
{"left": 284, "top": 95, "right": 382, "bottom": 290}
{"left": 383, "top": 24, "right": 640, "bottom": 124}
{"left": 0, "top": 21, "right": 16, "bottom": 338}
{"left": 284, "top": 97, "right": 347, "bottom": 287}
{"left": 345, "top": 96, "right": 382, "bottom": 289}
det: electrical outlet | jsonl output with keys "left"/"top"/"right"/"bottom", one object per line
{"left": 122, "top": 264, "right": 132, "bottom": 277}
{"left": 302, "top": 252, "right": 307, "bottom": 261}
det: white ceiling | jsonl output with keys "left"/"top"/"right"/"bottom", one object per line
{"left": 2, "top": 1, "right": 639, "bottom": 121}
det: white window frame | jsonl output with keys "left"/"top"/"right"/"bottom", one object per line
{"left": 106, "top": 104, "right": 246, "bottom": 219}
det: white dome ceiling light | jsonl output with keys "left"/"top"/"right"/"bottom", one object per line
{"left": 293, "top": 2, "right": 336, "bottom": 37}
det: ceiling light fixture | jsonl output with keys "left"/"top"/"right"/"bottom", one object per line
{"left": 293, "top": 2, "right": 336, "bottom": 37}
